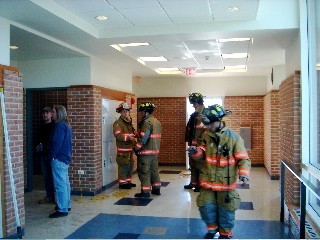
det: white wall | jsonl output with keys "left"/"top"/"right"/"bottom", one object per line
{"left": 16, "top": 57, "right": 90, "bottom": 88}
{"left": 266, "top": 65, "right": 286, "bottom": 92}
{"left": 285, "top": 35, "right": 301, "bottom": 77}
{"left": 90, "top": 57, "right": 132, "bottom": 93}
{"left": 134, "top": 76, "right": 268, "bottom": 98}
{"left": 0, "top": 18, "right": 10, "bottom": 66}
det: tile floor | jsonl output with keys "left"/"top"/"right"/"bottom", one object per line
{"left": 23, "top": 166, "right": 293, "bottom": 239}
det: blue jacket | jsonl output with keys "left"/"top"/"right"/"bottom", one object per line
{"left": 48, "top": 121, "right": 72, "bottom": 165}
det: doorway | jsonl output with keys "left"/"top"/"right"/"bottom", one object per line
{"left": 185, "top": 97, "right": 223, "bottom": 167}
{"left": 25, "top": 88, "right": 67, "bottom": 192}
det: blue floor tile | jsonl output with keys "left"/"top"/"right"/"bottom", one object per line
{"left": 239, "top": 201, "right": 254, "bottom": 210}
{"left": 66, "top": 213, "right": 293, "bottom": 239}
{"left": 161, "top": 181, "right": 170, "bottom": 187}
{"left": 114, "top": 233, "right": 140, "bottom": 239}
{"left": 237, "top": 183, "right": 250, "bottom": 189}
{"left": 114, "top": 197, "right": 153, "bottom": 206}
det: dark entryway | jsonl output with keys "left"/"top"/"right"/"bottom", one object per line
{"left": 25, "top": 88, "right": 67, "bottom": 192}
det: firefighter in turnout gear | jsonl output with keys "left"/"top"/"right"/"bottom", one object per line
{"left": 113, "top": 102, "right": 137, "bottom": 189}
{"left": 185, "top": 93, "right": 206, "bottom": 192}
{"left": 134, "top": 102, "right": 162, "bottom": 198}
{"left": 190, "top": 104, "right": 251, "bottom": 239}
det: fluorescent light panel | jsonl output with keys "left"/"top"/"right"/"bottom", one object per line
{"left": 110, "top": 44, "right": 122, "bottom": 52}
{"left": 119, "top": 42, "right": 149, "bottom": 47}
{"left": 137, "top": 58, "right": 145, "bottom": 65}
{"left": 224, "top": 65, "right": 247, "bottom": 72}
{"left": 139, "top": 56, "right": 168, "bottom": 62}
{"left": 155, "top": 68, "right": 181, "bottom": 74}
{"left": 156, "top": 68, "right": 179, "bottom": 71}
{"left": 218, "top": 38, "right": 251, "bottom": 43}
{"left": 224, "top": 65, "right": 246, "bottom": 69}
{"left": 222, "top": 53, "right": 248, "bottom": 59}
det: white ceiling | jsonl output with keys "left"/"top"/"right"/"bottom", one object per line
{"left": 0, "top": 0, "right": 299, "bottom": 78}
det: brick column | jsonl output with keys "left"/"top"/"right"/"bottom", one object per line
{"left": 67, "top": 85, "right": 136, "bottom": 195}
{"left": 279, "top": 71, "right": 301, "bottom": 205}
{"left": 67, "top": 86, "right": 102, "bottom": 195}
{"left": 264, "top": 90, "right": 280, "bottom": 179}
{"left": 0, "top": 65, "right": 25, "bottom": 237}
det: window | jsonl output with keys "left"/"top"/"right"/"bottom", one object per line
{"left": 186, "top": 97, "right": 223, "bottom": 117}
{"left": 305, "top": 0, "right": 320, "bottom": 226}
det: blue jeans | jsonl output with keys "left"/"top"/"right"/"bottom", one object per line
{"left": 40, "top": 154, "right": 54, "bottom": 200}
{"left": 51, "top": 159, "right": 71, "bottom": 213}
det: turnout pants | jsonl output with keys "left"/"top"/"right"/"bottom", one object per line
{"left": 137, "top": 155, "right": 161, "bottom": 193}
{"left": 197, "top": 188, "right": 241, "bottom": 237}
{"left": 117, "top": 152, "right": 134, "bottom": 185}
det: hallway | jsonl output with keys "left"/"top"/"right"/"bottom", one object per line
{"left": 23, "top": 167, "right": 292, "bottom": 239}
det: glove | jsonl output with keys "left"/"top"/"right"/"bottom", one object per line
{"left": 187, "top": 146, "right": 198, "bottom": 156}
{"left": 239, "top": 175, "right": 249, "bottom": 185}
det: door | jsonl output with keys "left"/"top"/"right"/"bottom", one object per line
{"left": 101, "top": 99, "right": 122, "bottom": 186}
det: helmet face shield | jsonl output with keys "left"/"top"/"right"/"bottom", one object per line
{"left": 138, "top": 102, "right": 155, "bottom": 113}
{"left": 202, "top": 104, "right": 228, "bottom": 124}
{"left": 189, "top": 93, "right": 204, "bottom": 104}
{"left": 116, "top": 102, "right": 130, "bottom": 113}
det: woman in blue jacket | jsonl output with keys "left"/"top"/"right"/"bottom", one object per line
{"left": 47, "top": 105, "right": 72, "bottom": 218}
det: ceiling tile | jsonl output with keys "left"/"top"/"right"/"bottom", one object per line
{"left": 53, "top": 0, "right": 113, "bottom": 13}
{"left": 119, "top": 7, "right": 172, "bottom": 26}
{"left": 106, "top": 0, "right": 160, "bottom": 9}
{"left": 209, "top": 0, "right": 259, "bottom": 21}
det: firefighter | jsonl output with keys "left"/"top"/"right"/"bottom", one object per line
{"left": 113, "top": 102, "right": 137, "bottom": 189}
{"left": 190, "top": 104, "right": 251, "bottom": 239}
{"left": 185, "top": 93, "right": 206, "bottom": 192}
{"left": 134, "top": 102, "right": 162, "bottom": 198}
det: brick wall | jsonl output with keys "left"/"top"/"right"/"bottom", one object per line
{"left": 0, "top": 65, "right": 25, "bottom": 237}
{"left": 224, "top": 96, "right": 264, "bottom": 165}
{"left": 279, "top": 71, "right": 301, "bottom": 205}
{"left": 67, "top": 85, "right": 136, "bottom": 195}
{"left": 67, "top": 86, "right": 102, "bottom": 194}
{"left": 137, "top": 96, "right": 264, "bottom": 166}
{"left": 264, "top": 91, "right": 280, "bottom": 179}
{"left": 137, "top": 97, "right": 186, "bottom": 165}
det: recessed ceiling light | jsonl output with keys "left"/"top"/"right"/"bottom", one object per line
{"left": 95, "top": 15, "right": 108, "bottom": 21}
{"left": 10, "top": 45, "right": 19, "bottom": 50}
{"left": 218, "top": 38, "right": 251, "bottom": 43}
{"left": 227, "top": 6, "right": 239, "bottom": 12}
{"left": 119, "top": 42, "right": 149, "bottom": 47}
{"left": 221, "top": 53, "right": 248, "bottom": 59}
{"left": 139, "top": 56, "right": 168, "bottom": 62}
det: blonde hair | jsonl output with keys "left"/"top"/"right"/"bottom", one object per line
{"left": 53, "top": 105, "right": 69, "bottom": 125}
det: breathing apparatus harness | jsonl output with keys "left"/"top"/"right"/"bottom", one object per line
{"left": 210, "top": 133, "right": 231, "bottom": 204}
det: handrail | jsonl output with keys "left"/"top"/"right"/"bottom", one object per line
{"left": 280, "top": 159, "right": 320, "bottom": 239}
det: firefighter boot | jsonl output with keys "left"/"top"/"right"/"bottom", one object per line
{"left": 204, "top": 230, "right": 218, "bottom": 239}
{"left": 151, "top": 189, "right": 161, "bottom": 195}
{"left": 119, "top": 183, "right": 131, "bottom": 189}
{"left": 184, "top": 184, "right": 194, "bottom": 189}
{"left": 194, "top": 186, "right": 201, "bottom": 192}
{"left": 134, "top": 192, "right": 150, "bottom": 198}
